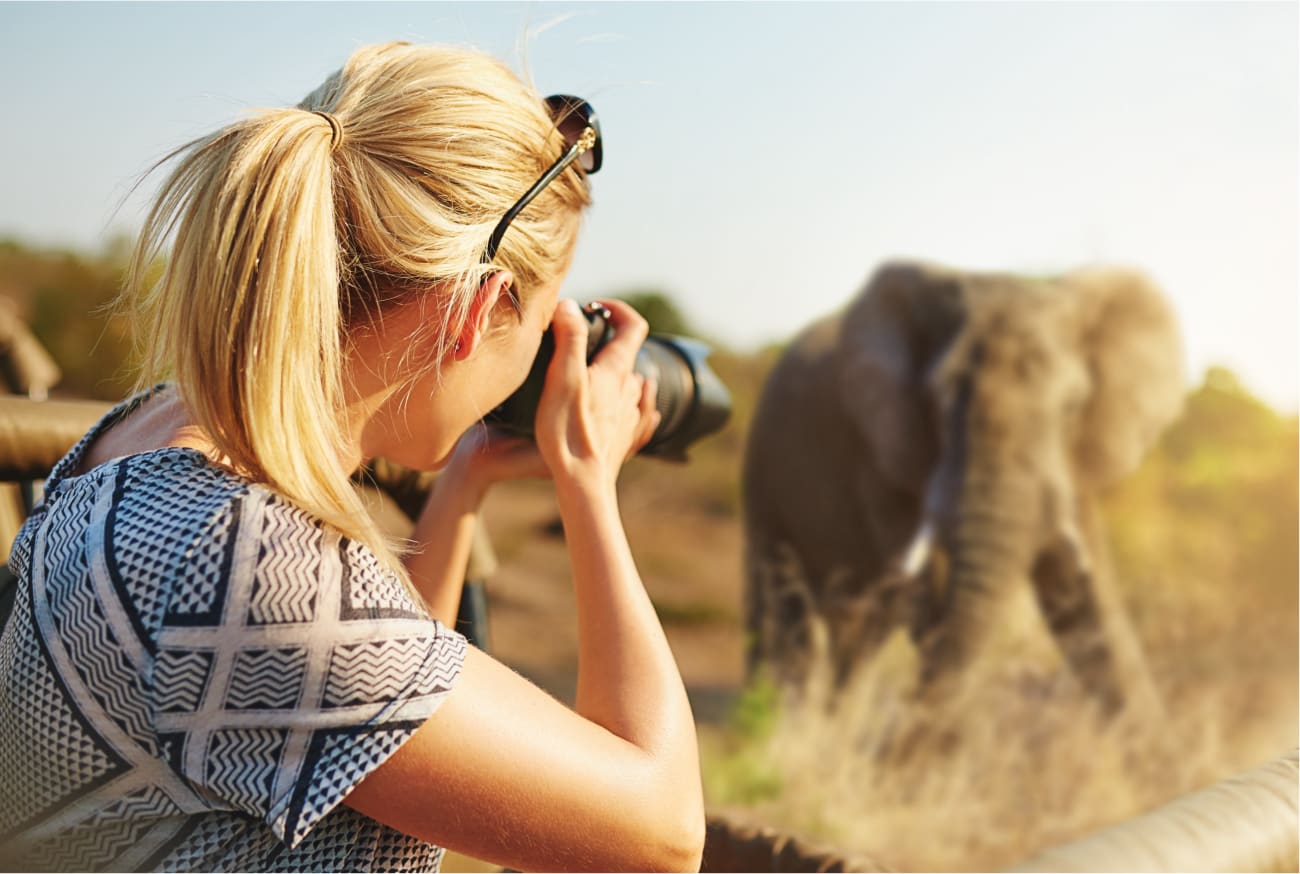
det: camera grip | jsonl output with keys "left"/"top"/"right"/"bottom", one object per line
{"left": 487, "top": 301, "right": 614, "bottom": 438}
{"left": 486, "top": 300, "right": 730, "bottom": 460}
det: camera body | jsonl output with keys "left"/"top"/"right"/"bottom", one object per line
{"left": 488, "top": 302, "right": 731, "bottom": 460}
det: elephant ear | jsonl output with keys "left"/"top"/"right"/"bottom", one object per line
{"left": 837, "top": 261, "right": 967, "bottom": 492}
{"left": 1070, "top": 267, "right": 1186, "bottom": 486}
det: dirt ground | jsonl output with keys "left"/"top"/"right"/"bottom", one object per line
{"left": 477, "top": 471, "right": 747, "bottom": 723}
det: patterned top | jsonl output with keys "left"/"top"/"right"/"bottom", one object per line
{"left": 0, "top": 390, "right": 467, "bottom": 872}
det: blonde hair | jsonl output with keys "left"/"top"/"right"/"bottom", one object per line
{"left": 123, "top": 41, "right": 591, "bottom": 588}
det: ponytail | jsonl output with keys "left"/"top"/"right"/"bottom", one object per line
{"left": 126, "top": 108, "right": 401, "bottom": 576}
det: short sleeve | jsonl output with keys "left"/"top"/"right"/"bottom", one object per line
{"left": 146, "top": 488, "right": 466, "bottom": 848}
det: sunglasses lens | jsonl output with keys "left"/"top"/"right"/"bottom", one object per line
{"left": 547, "top": 95, "right": 601, "bottom": 174}
{"left": 556, "top": 110, "right": 589, "bottom": 152}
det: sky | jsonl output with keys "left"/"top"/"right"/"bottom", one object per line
{"left": 2, "top": 2, "right": 1296, "bottom": 410}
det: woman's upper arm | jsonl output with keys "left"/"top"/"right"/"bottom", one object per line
{"left": 342, "top": 645, "right": 703, "bottom": 872}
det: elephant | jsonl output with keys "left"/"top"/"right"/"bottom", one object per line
{"left": 742, "top": 260, "right": 1184, "bottom": 714}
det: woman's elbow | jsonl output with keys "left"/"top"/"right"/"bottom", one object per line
{"left": 635, "top": 812, "right": 704, "bottom": 873}
{"left": 643, "top": 793, "right": 705, "bottom": 872}
{"left": 672, "top": 808, "right": 707, "bottom": 872}
{"left": 676, "top": 813, "right": 706, "bottom": 873}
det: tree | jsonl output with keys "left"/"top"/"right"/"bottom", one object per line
{"left": 0, "top": 238, "right": 135, "bottom": 400}
{"left": 612, "top": 289, "right": 694, "bottom": 337}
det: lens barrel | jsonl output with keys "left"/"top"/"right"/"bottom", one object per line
{"left": 487, "top": 302, "right": 731, "bottom": 461}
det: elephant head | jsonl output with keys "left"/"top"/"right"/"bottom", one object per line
{"left": 837, "top": 261, "right": 1184, "bottom": 709}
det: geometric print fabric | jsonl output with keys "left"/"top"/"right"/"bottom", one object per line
{"left": 0, "top": 390, "right": 466, "bottom": 871}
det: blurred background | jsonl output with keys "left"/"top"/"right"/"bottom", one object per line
{"left": 2, "top": 2, "right": 1296, "bottom": 870}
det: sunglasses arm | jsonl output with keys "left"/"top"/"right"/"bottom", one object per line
{"left": 482, "top": 139, "right": 588, "bottom": 264}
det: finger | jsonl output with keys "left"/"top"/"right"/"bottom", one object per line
{"left": 482, "top": 428, "right": 533, "bottom": 456}
{"left": 625, "top": 408, "right": 661, "bottom": 461}
{"left": 504, "top": 443, "right": 552, "bottom": 480}
{"left": 478, "top": 427, "right": 551, "bottom": 479}
{"left": 623, "top": 371, "right": 646, "bottom": 409}
{"left": 590, "top": 299, "right": 648, "bottom": 375}
{"left": 482, "top": 423, "right": 525, "bottom": 446}
{"left": 640, "top": 376, "right": 658, "bottom": 419}
{"left": 633, "top": 378, "right": 662, "bottom": 452}
{"left": 545, "top": 298, "right": 589, "bottom": 392}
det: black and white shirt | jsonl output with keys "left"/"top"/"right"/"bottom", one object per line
{"left": 0, "top": 391, "right": 466, "bottom": 871}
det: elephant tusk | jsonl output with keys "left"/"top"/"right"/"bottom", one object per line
{"left": 899, "top": 519, "right": 936, "bottom": 578}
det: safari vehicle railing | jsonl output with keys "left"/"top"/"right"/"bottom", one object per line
{"left": 698, "top": 749, "right": 1299, "bottom": 872}
{"left": 1009, "top": 749, "right": 1299, "bottom": 873}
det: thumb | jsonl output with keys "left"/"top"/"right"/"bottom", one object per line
{"left": 547, "top": 298, "right": 589, "bottom": 388}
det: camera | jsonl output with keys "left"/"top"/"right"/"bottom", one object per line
{"left": 488, "top": 301, "right": 731, "bottom": 460}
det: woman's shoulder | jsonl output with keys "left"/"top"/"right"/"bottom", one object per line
{"left": 115, "top": 449, "right": 431, "bottom": 624}
{"left": 21, "top": 402, "right": 432, "bottom": 638}
{"left": 95, "top": 446, "right": 256, "bottom": 566}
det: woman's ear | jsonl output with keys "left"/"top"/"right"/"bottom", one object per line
{"left": 452, "top": 270, "right": 515, "bottom": 361}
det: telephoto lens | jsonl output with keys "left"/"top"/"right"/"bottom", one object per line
{"left": 488, "top": 302, "right": 732, "bottom": 461}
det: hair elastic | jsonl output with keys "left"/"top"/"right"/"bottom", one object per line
{"left": 311, "top": 110, "right": 344, "bottom": 154}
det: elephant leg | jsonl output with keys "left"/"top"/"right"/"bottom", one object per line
{"left": 744, "top": 542, "right": 821, "bottom": 689}
{"left": 825, "top": 567, "right": 906, "bottom": 687}
{"left": 1074, "top": 501, "right": 1164, "bottom": 719}
{"left": 905, "top": 548, "right": 950, "bottom": 651}
{"left": 1029, "top": 540, "right": 1121, "bottom": 711}
{"left": 1029, "top": 508, "right": 1161, "bottom": 717}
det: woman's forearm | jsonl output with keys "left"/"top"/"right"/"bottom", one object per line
{"left": 404, "top": 468, "right": 483, "bottom": 626}
{"left": 555, "top": 477, "right": 701, "bottom": 788}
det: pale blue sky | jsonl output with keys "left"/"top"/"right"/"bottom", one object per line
{"left": 2, "top": 2, "right": 1296, "bottom": 409}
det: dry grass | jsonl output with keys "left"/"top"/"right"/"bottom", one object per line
{"left": 702, "top": 615, "right": 1294, "bottom": 872}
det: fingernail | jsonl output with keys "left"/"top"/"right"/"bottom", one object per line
{"left": 560, "top": 299, "right": 580, "bottom": 316}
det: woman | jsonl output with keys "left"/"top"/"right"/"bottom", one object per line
{"left": 0, "top": 41, "right": 705, "bottom": 872}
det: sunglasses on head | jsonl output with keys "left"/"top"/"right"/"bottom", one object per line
{"left": 482, "top": 94, "right": 602, "bottom": 264}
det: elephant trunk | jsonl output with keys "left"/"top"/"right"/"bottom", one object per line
{"left": 920, "top": 469, "right": 1039, "bottom": 686}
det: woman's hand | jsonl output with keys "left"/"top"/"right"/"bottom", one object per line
{"left": 534, "top": 299, "right": 660, "bottom": 494}
{"left": 440, "top": 423, "right": 550, "bottom": 507}
{"left": 405, "top": 425, "right": 547, "bottom": 624}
